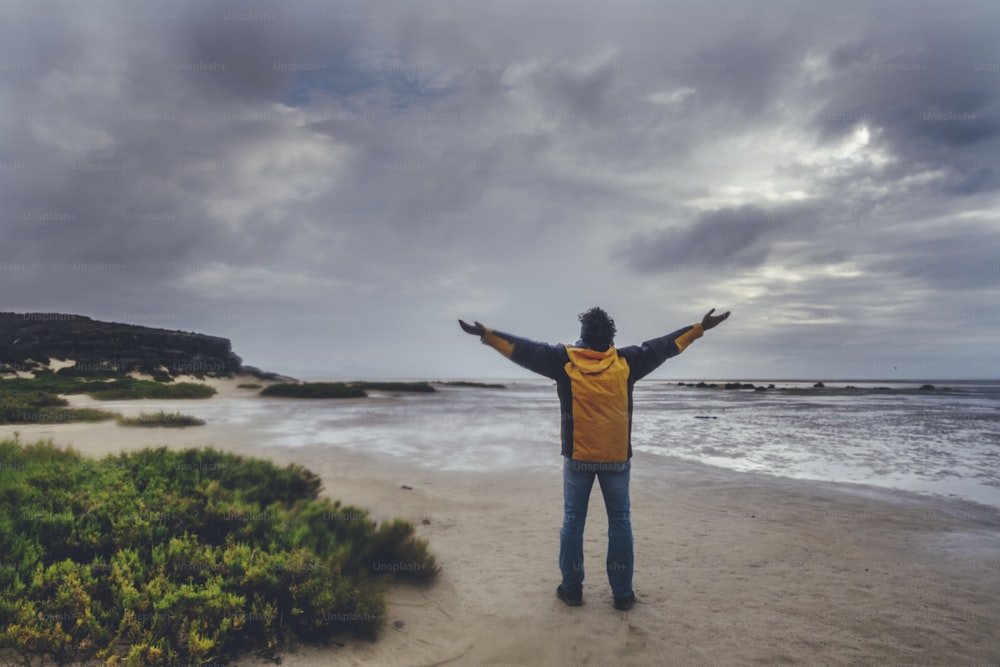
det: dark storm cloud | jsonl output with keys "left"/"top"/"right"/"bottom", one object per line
{"left": 619, "top": 205, "right": 806, "bottom": 273}
{"left": 533, "top": 61, "right": 619, "bottom": 128}
{"left": 661, "top": 30, "right": 805, "bottom": 120}
{"left": 1, "top": 1, "right": 368, "bottom": 304}
{"left": 807, "top": 6, "right": 1000, "bottom": 198}
{"left": 861, "top": 221, "right": 1000, "bottom": 292}
{"left": 1, "top": 0, "right": 998, "bottom": 378}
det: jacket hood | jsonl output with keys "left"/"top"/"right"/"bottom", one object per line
{"left": 565, "top": 344, "right": 619, "bottom": 374}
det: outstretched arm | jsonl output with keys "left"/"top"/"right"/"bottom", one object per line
{"left": 618, "top": 308, "right": 730, "bottom": 381}
{"left": 457, "top": 318, "right": 567, "bottom": 379}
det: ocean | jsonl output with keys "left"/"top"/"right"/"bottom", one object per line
{"left": 184, "top": 379, "right": 1000, "bottom": 508}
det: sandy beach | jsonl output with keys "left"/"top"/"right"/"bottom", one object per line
{"left": 5, "top": 380, "right": 1000, "bottom": 666}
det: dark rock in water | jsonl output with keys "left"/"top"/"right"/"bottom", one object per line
{"left": 767, "top": 384, "right": 775, "bottom": 389}
{"left": 919, "top": 384, "right": 935, "bottom": 390}
{"left": 0, "top": 311, "right": 272, "bottom": 379}
{"left": 694, "top": 415, "right": 717, "bottom": 419}
{"left": 436, "top": 380, "right": 506, "bottom": 389}
{"left": 813, "top": 382, "right": 825, "bottom": 388}
{"left": 239, "top": 365, "right": 289, "bottom": 381}
{"left": 754, "top": 386, "right": 766, "bottom": 391}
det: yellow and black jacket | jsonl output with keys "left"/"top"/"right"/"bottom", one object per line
{"left": 480, "top": 323, "right": 704, "bottom": 463}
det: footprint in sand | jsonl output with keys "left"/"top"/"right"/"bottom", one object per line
{"left": 625, "top": 623, "right": 648, "bottom": 651}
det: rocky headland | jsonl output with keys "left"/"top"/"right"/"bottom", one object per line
{"left": 0, "top": 312, "right": 280, "bottom": 380}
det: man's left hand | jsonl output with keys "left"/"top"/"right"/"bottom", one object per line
{"left": 701, "top": 308, "right": 730, "bottom": 331}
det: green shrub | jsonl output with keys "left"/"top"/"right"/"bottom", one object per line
{"left": 43, "top": 407, "right": 118, "bottom": 423}
{"left": 57, "top": 364, "right": 129, "bottom": 380}
{"left": 86, "top": 379, "right": 216, "bottom": 400}
{"left": 236, "top": 383, "right": 262, "bottom": 389}
{"left": 0, "top": 374, "right": 215, "bottom": 403}
{"left": 0, "top": 381, "right": 118, "bottom": 425}
{"left": 3, "top": 371, "right": 89, "bottom": 395}
{"left": 0, "top": 438, "right": 438, "bottom": 665}
{"left": 117, "top": 411, "right": 206, "bottom": 428}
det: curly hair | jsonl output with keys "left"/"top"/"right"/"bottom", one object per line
{"left": 578, "top": 306, "right": 617, "bottom": 351}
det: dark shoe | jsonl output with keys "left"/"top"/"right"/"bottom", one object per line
{"left": 556, "top": 585, "right": 583, "bottom": 606}
{"left": 613, "top": 591, "right": 635, "bottom": 611}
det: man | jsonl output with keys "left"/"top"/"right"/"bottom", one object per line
{"left": 458, "top": 307, "right": 730, "bottom": 610}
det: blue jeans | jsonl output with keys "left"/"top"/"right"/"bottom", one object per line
{"left": 559, "top": 456, "right": 633, "bottom": 599}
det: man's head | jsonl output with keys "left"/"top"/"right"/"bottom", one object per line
{"left": 578, "top": 306, "right": 617, "bottom": 351}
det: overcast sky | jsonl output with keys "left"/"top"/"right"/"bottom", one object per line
{"left": 2, "top": 0, "right": 998, "bottom": 380}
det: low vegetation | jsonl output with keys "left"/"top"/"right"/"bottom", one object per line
{"left": 2, "top": 372, "right": 216, "bottom": 400}
{"left": 116, "top": 411, "right": 206, "bottom": 428}
{"left": 236, "top": 383, "right": 263, "bottom": 390}
{"left": 0, "top": 437, "right": 438, "bottom": 665}
{"left": 87, "top": 379, "right": 216, "bottom": 400}
{"left": 54, "top": 364, "right": 194, "bottom": 383}
{"left": 0, "top": 373, "right": 215, "bottom": 425}
{"left": 0, "top": 380, "right": 117, "bottom": 425}
{"left": 0, "top": 403, "right": 117, "bottom": 425}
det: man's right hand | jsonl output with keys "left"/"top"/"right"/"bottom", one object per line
{"left": 458, "top": 319, "right": 486, "bottom": 336}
